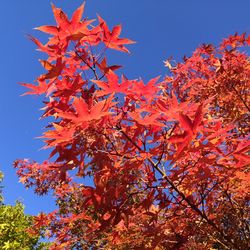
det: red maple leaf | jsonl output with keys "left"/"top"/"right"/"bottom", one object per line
{"left": 56, "top": 96, "right": 113, "bottom": 124}
{"left": 98, "top": 15, "right": 135, "bottom": 53}
{"left": 169, "top": 104, "right": 203, "bottom": 155}
{"left": 20, "top": 80, "right": 48, "bottom": 95}
{"left": 35, "top": 3, "right": 93, "bottom": 40}
{"left": 93, "top": 70, "right": 132, "bottom": 95}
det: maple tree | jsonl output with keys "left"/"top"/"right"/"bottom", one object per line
{"left": 14, "top": 3, "right": 250, "bottom": 249}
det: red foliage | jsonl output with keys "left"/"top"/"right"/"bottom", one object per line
{"left": 15, "top": 3, "right": 250, "bottom": 249}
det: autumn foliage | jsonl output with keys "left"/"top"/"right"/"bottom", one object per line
{"left": 14, "top": 3, "right": 250, "bottom": 249}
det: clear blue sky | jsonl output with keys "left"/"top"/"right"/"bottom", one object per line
{"left": 1, "top": 0, "right": 250, "bottom": 215}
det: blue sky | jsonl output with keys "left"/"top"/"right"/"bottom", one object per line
{"left": 1, "top": 0, "right": 250, "bottom": 215}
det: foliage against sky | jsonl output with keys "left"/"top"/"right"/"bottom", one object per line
{"left": 1, "top": 0, "right": 250, "bottom": 216}
{"left": 12, "top": 3, "right": 250, "bottom": 249}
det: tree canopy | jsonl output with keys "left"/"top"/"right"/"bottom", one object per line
{"left": 14, "top": 3, "right": 249, "bottom": 249}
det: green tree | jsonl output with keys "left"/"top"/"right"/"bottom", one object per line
{"left": 0, "top": 172, "right": 49, "bottom": 250}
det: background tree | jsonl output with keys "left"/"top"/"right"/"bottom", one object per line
{"left": 0, "top": 172, "right": 49, "bottom": 249}
{"left": 15, "top": 3, "right": 249, "bottom": 249}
